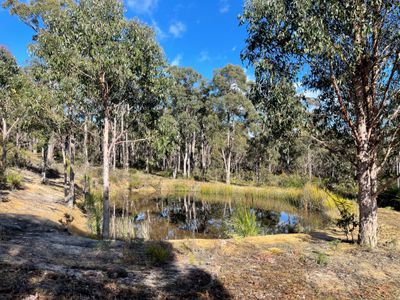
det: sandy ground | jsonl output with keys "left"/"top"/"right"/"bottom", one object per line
{"left": 0, "top": 169, "right": 399, "bottom": 299}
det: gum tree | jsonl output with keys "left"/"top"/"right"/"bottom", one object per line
{"left": 11, "top": 0, "right": 164, "bottom": 238}
{"left": 241, "top": 0, "right": 400, "bottom": 247}
{"left": 212, "top": 64, "right": 256, "bottom": 184}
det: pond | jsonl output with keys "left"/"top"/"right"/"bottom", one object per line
{"left": 110, "top": 193, "right": 329, "bottom": 240}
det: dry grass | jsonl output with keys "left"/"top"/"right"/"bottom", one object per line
{"left": 0, "top": 169, "right": 90, "bottom": 236}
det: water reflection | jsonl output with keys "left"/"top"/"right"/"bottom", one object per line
{"left": 111, "top": 194, "right": 325, "bottom": 241}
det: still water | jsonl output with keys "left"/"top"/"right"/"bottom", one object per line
{"left": 111, "top": 194, "right": 327, "bottom": 240}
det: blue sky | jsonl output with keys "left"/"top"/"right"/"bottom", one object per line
{"left": 0, "top": 0, "right": 254, "bottom": 80}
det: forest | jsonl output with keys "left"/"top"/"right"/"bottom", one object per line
{"left": 0, "top": 0, "right": 399, "bottom": 299}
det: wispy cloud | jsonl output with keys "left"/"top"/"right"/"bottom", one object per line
{"left": 232, "top": 46, "right": 237, "bottom": 52}
{"left": 295, "top": 82, "right": 320, "bottom": 99}
{"left": 151, "top": 19, "right": 167, "bottom": 39}
{"left": 171, "top": 54, "right": 183, "bottom": 66}
{"left": 126, "top": 0, "right": 159, "bottom": 14}
{"left": 219, "top": 0, "right": 230, "bottom": 13}
{"left": 169, "top": 21, "right": 187, "bottom": 38}
{"left": 199, "top": 51, "right": 210, "bottom": 62}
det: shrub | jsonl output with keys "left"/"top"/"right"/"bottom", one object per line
{"left": 231, "top": 206, "right": 259, "bottom": 237}
{"left": 129, "top": 175, "right": 142, "bottom": 190}
{"left": 334, "top": 196, "right": 358, "bottom": 242}
{"left": 145, "top": 243, "right": 172, "bottom": 265}
{"left": 378, "top": 187, "right": 400, "bottom": 211}
{"left": 58, "top": 213, "right": 75, "bottom": 229}
{"left": 315, "top": 251, "right": 328, "bottom": 266}
{"left": 6, "top": 171, "right": 23, "bottom": 190}
{"left": 85, "top": 190, "right": 103, "bottom": 236}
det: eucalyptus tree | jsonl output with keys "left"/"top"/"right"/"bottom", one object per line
{"left": 9, "top": 0, "right": 164, "bottom": 238}
{"left": 241, "top": 0, "right": 400, "bottom": 247}
{"left": 168, "top": 66, "right": 203, "bottom": 178}
{"left": 212, "top": 64, "right": 256, "bottom": 184}
{"left": 0, "top": 47, "right": 43, "bottom": 183}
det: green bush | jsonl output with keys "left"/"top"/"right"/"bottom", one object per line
{"left": 315, "top": 251, "right": 328, "bottom": 266}
{"left": 6, "top": 171, "right": 23, "bottom": 190}
{"left": 231, "top": 206, "right": 259, "bottom": 237}
{"left": 145, "top": 243, "right": 172, "bottom": 265}
{"left": 129, "top": 175, "right": 142, "bottom": 190}
{"left": 378, "top": 187, "right": 400, "bottom": 211}
{"left": 85, "top": 190, "right": 103, "bottom": 236}
{"left": 334, "top": 196, "right": 358, "bottom": 242}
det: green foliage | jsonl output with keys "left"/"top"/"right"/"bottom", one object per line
{"left": 85, "top": 190, "right": 103, "bottom": 236}
{"left": 6, "top": 171, "right": 23, "bottom": 190}
{"left": 378, "top": 188, "right": 400, "bottom": 211}
{"left": 334, "top": 197, "right": 358, "bottom": 242}
{"left": 129, "top": 175, "right": 142, "bottom": 190}
{"left": 315, "top": 251, "right": 328, "bottom": 266}
{"left": 145, "top": 243, "right": 172, "bottom": 265}
{"left": 231, "top": 206, "right": 259, "bottom": 237}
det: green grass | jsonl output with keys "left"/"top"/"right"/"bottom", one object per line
{"left": 145, "top": 243, "right": 172, "bottom": 265}
{"left": 231, "top": 206, "right": 260, "bottom": 237}
{"left": 6, "top": 171, "right": 23, "bottom": 190}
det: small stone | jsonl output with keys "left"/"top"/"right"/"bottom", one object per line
{"left": 107, "top": 267, "right": 128, "bottom": 279}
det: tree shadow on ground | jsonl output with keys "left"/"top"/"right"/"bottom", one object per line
{"left": 26, "top": 165, "right": 61, "bottom": 179}
{"left": 0, "top": 214, "right": 231, "bottom": 299}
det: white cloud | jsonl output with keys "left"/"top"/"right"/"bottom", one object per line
{"left": 219, "top": 0, "right": 230, "bottom": 13}
{"left": 169, "top": 21, "right": 187, "bottom": 38}
{"left": 232, "top": 46, "right": 237, "bottom": 52}
{"left": 171, "top": 54, "right": 182, "bottom": 66}
{"left": 199, "top": 51, "right": 210, "bottom": 62}
{"left": 295, "top": 82, "right": 320, "bottom": 99}
{"left": 126, "top": 0, "right": 159, "bottom": 14}
{"left": 151, "top": 19, "right": 167, "bottom": 39}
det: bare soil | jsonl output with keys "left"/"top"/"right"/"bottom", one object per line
{"left": 0, "top": 169, "right": 399, "bottom": 299}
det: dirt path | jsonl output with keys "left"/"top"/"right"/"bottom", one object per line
{"left": 1, "top": 170, "right": 400, "bottom": 299}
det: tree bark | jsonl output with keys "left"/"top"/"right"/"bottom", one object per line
{"left": 67, "top": 135, "right": 75, "bottom": 207}
{"left": 61, "top": 136, "right": 69, "bottom": 199}
{"left": 47, "top": 132, "right": 56, "bottom": 166}
{"left": 84, "top": 117, "right": 89, "bottom": 168}
{"left": 101, "top": 74, "right": 111, "bottom": 239}
{"left": 41, "top": 146, "right": 48, "bottom": 184}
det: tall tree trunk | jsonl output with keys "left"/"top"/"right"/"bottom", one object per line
{"left": 357, "top": 146, "right": 378, "bottom": 248}
{"left": 102, "top": 87, "right": 111, "bottom": 239}
{"left": 67, "top": 135, "right": 75, "bottom": 207}
{"left": 0, "top": 120, "right": 7, "bottom": 182}
{"left": 61, "top": 136, "right": 69, "bottom": 199}
{"left": 47, "top": 132, "right": 56, "bottom": 166}
{"left": 84, "top": 117, "right": 89, "bottom": 168}
{"left": 183, "top": 142, "right": 188, "bottom": 178}
{"left": 112, "top": 117, "right": 117, "bottom": 170}
{"left": 98, "top": 73, "right": 113, "bottom": 238}
{"left": 41, "top": 146, "right": 48, "bottom": 184}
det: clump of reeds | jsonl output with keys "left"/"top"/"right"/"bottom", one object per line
{"left": 231, "top": 206, "right": 260, "bottom": 237}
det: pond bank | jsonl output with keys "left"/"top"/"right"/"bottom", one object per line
{"left": 1, "top": 169, "right": 399, "bottom": 299}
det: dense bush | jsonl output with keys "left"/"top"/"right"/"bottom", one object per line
{"left": 378, "top": 187, "right": 400, "bottom": 211}
{"left": 6, "top": 171, "right": 23, "bottom": 190}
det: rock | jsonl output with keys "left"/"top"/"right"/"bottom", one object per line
{"left": 107, "top": 267, "right": 128, "bottom": 279}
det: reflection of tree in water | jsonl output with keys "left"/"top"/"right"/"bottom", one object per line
{"left": 128, "top": 195, "right": 319, "bottom": 239}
